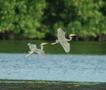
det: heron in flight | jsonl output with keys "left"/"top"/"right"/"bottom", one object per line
{"left": 51, "top": 28, "right": 75, "bottom": 53}
{"left": 26, "top": 43, "right": 48, "bottom": 57}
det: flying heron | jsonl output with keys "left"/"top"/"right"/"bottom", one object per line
{"left": 51, "top": 28, "right": 75, "bottom": 53}
{"left": 26, "top": 43, "right": 48, "bottom": 57}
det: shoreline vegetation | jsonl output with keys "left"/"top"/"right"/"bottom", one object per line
{"left": 0, "top": 31, "right": 106, "bottom": 41}
{"left": 0, "top": 80, "right": 106, "bottom": 90}
{"left": 0, "top": 0, "right": 106, "bottom": 41}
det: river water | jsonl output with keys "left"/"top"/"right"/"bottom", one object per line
{"left": 0, "top": 54, "right": 106, "bottom": 82}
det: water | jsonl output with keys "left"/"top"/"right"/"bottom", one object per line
{"left": 0, "top": 53, "right": 106, "bottom": 82}
{"left": 0, "top": 40, "right": 106, "bottom": 83}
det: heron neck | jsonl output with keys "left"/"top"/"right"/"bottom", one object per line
{"left": 40, "top": 45, "right": 44, "bottom": 51}
{"left": 67, "top": 36, "right": 72, "bottom": 41}
{"left": 69, "top": 37, "right": 72, "bottom": 40}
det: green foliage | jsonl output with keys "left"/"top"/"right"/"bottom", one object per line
{"left": 0, "top": 0, "right": 106, "bottom": 40}
{"left": 64, "top": 0, "right": 106, "bottom": 37}
{"left": 0, "top": 0, "right": 46, "bottom": 39}
{"left": 0, "top": 0, "right": 15, "bottom": 31}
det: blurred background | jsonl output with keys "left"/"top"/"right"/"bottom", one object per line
{"left": 0, "top": 0, "right": 106, "bottom": 54}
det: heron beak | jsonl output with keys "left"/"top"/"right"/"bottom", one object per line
{"left": 44, "top": 43, "right": 48, "bottom": 45}
{"left": 69, "top": 34, "right": 76, "bottom": 37}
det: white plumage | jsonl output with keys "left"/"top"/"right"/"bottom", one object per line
{"left": 52, "top": 28, "right": 75, "bottom": 53}
{"left": 26, "top": 43, "right": 48, "bottom": 57}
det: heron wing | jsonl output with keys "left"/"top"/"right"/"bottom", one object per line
{"left": 28, "top": 44, "right": 37, "bottom": 51}
{"left": 57, "top": 28, "right": 66, "bottom": 40}
{"left": 37, "top": 50, "right": 45, "bottom": 55}
{"left": 60, "top": 41, "right": 70, "bottom": 53}
{"left": 26, "top": 51, "right": 34, "bottom": 57}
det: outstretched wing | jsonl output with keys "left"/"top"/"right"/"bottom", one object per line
{"left": 27, "top": 43, "right": 37, "bottom": 51}
{"left": 25, "top": 51, "right": 34, "bottom": 57}
{"left": 57, "top": 28, "right": 66, "bottom": 40}
{"left": 60, "top": 41, "right": 70, "bottom": 53}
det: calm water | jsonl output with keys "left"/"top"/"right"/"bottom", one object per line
{"left": 0, "top": 40, "right": 106, "bottom": 54}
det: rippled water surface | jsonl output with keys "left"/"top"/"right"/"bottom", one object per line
{"left": 0, "top": 54, "right": 106, "bottom": 82}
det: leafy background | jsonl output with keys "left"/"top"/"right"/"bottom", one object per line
{"left": 0, "top": 0, "right": 106, "bottom": 41}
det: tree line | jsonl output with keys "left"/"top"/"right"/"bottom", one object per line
{"left": 0, "top": 0, "right": 106, "bottom": 41}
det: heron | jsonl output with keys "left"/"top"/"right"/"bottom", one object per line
{"left": 51, "top": 28, "right": 75, "bottom": 53}
{"left": 26, "top": 43, "right": 48, "bottom": 57}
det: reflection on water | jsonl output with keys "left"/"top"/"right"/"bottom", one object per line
{"left": 0, "top": 40, "right": 106, "bottom": 54}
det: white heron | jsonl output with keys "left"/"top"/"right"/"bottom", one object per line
{"left": 26, "top": 43, "right": 48, "bottom": 57}
{"left": 51, "top": 28, "right": 75, "bottom": 53}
